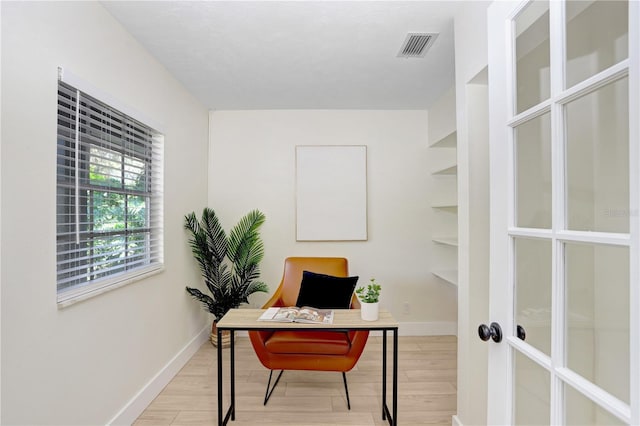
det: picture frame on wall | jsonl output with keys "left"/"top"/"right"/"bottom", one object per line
{"left": 295, "top": 145, "right": 368, "bottom": 241}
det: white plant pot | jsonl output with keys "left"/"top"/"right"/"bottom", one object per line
{"left": 360, "top": 301, "right": 379, "bottom": 321}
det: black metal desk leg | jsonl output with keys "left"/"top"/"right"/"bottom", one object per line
{"left": 230, "top": 331, "right": 235, "bottom": 420}
{"left": 393, "top": 329, "right": 398, "bottom": 426}
{"left": 382, "top": 329, "right": 387, "bottom": 420}
{"left": 217, "top": 328, "right": 223, "bottom": 426}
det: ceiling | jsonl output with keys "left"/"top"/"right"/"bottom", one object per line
{"left": 101, "top": 1, "right": 461, "bottom": 110}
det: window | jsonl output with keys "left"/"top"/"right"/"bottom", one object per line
{"left": 56, "top": 80, "right": 163, "bottom": 304}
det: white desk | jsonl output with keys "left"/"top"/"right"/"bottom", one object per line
{"left": 216, "top": 308, "right": 399, "bottom": 425}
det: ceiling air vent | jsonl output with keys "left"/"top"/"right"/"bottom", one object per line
{"left": 398, "top": 33, "right": 438, "bottom": 58}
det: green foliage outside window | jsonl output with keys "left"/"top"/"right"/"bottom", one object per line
{"left": 85, "top": 147, "right": 149, "bottom": 274}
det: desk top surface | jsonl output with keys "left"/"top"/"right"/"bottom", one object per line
{"left": 217, "top": 308, "right": 398, "bottom": 330}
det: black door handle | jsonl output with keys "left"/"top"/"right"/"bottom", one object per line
{"left": 478, "top": 322, "right": 503, "bottom": 343}
{"left": 517, "top": 324, "right": 526, "bottom": 341}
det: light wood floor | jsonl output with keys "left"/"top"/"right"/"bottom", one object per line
{"left": 134, "top": 335, "right": 457, "bottom": 425}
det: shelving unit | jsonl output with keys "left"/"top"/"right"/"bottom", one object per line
{"left": 429, "top": 130, "right": 457, "bottom": 148}
{"left": 432, "top": 164, "right": 458, "bottom": 176}
{"left": 432, "top": 270, "right": 458, "bottom": 286}
{"left": 432, "top": 237, "right": 458, "bottom": 247}
{"left": 430, "top": 130, "right": 458, "bottom": 287}
{"left": 432, "top": 204, "right": 458, "bottom": 213}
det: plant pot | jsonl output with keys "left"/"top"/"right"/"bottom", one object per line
{"left": 360, "top": 301, "right": 379, "bottom": 321}
{"left": 210, "top": 321, "right": 231, "bottom": 348}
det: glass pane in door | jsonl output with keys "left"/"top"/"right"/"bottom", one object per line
{"left": 514, "top": 351, "right": 550, "bottom": 425}
{"left": 565, "top": 242, "right": 629, "bottom": 403}
{"left": 515, "top": 113, "right": 551, "bottom": 228}
{"left": 565, "top": 383, "right": 626, "bottom": 425}
{"left": 566, "top": 0, "right": 628, "bottom": 88}
{"left": 514, "top": 1, "right": 550, "bottom": 114}
{"left": 514, "top": 237, "right": 552, "bottom": 356}
{"left": 565, "top": 77, "right": 629, "bottom": 233}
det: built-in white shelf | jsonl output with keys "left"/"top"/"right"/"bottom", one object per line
{"left": 432, "top": 237, "right": 458, "bottom": 247}
{"left": 432, "top": 204, "right": 458, "bottom": 213}
{"left": 430, "top": 120, "right": 457, "bottom": 292}
{"left": 432, "top": 270, "right": 458, "bottom": 286}
{"left": 432, "top": 164, "right": 458, "bottom": 176}
{"left": 429, "top": 130, "right": 457, "bottom": 148}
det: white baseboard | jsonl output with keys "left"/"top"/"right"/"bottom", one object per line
{"left": 368, "top": 321, "right": 458, "bottom": 336}
{"left": 399, "top": 321, "right": 457, "bottom": 336}
{"left": 452, "top": 414, "right": 463, "bottom": 426}
{"left": 107, "top": 324, "right": 210, "bottom": 425}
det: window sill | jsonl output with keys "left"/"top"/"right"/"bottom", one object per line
{"left": 57, "top": 265, "right": 165, "bottom": 308}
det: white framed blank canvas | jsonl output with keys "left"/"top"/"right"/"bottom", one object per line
{"left": 296, "top": 145, "right": 368, "bottom": 241}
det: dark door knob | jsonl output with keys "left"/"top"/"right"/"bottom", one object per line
{"left": 478, "top": 322, "right": 503, "bottom": 343}
{"left": 517, "top": 325, "right": 526, "bottom": 341}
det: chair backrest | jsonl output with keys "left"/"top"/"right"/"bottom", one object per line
{"left": 279, "top": 257, "right": 349, "bottom": 307}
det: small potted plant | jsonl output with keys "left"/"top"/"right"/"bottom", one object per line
{"left": 355, "top": 278, "right": 381, "bottom": 321}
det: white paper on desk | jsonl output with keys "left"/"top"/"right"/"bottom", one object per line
{"left": 257, "top": 306, "right": 334, "bottom": 324}
{"left": 258, "top": 307, "right": 280, "bottom": 321}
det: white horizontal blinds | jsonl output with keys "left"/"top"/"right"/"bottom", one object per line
{"left": 56, "top": 81, "right": 163, "bottom": 293}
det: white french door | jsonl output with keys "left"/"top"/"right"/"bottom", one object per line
{"left": 487, "top": 0, "right": 639, "bottom": 424}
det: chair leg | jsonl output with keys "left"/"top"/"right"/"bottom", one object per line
{"left": 264, "top": 370, "right": 350, "bottom": 409}
{"left": 263, "top": 370, "right": 284, "bottom": 406}
{"left": 342, "top": 372, "right": 351, "bottom": 410}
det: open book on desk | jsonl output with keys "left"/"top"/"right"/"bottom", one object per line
{"left": 258, "top": 306, "right": 334, "bottom": 324}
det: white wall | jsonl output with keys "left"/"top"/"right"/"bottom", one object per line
{"left": 208, "top": 110, "right": 457, "bottom": 331}
{"left": 453, "top": 2, "right": 492, "bottom": 426}
{"left": 1, "top": 2, "right": 209, "bottom": 424}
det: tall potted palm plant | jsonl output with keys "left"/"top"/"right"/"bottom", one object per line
{"left": 184, "top": 208, "right": 269, "bottom": 346}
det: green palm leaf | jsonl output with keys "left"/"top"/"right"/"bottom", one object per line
{"left": 185, "top": 208, "right": 268, "bottom": 322}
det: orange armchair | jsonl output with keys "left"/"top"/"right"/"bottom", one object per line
{"left": 248, "top": 257, "right": 369, "bottom": 409}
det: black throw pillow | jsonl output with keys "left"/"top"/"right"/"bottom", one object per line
{"left": 295, "top": 271, "right": 359, "bottom": 309}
